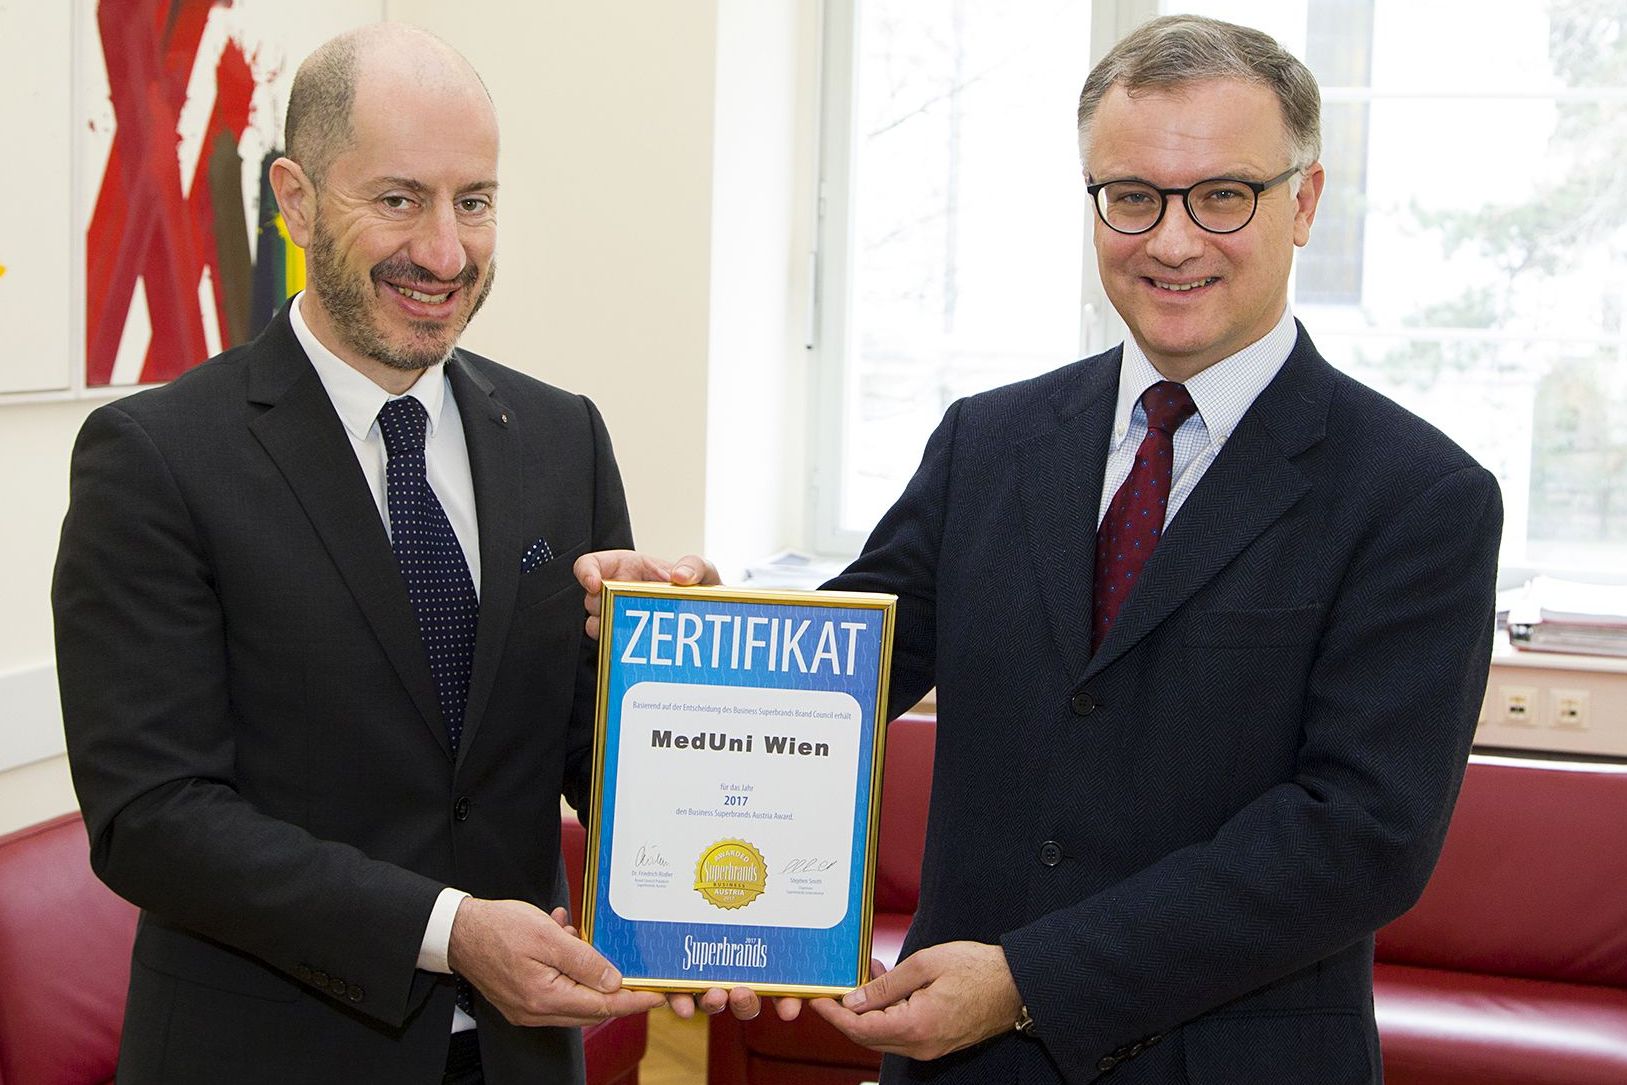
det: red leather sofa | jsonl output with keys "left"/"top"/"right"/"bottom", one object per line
{"left": 708, "top": 719, "right": 1627, "bottom": 1084}
{"left": 0, "top": 811, "right": 645, "bottom": 1085}
{"left": 1374, "top": 755, "right": 1627, "bottom": 1084}
{"left": 560, "top": 817, "right": 649, "bottom": 1085}
{"left": 0, "top": 813, "right": 135, "bottom": 1085}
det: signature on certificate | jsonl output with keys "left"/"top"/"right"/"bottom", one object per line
{"left": 779, "top": 856, "right": 838, "bottom": 875}
{"left": 635, "top": 845, "right": 670, "bottom": 869}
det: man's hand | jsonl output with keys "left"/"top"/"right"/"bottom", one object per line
{"left": 574, "top": 550, "right": 721, "bottom": 639}
{"left": 447, "top": 897, "right": 664, "bottom": 1027}
{"left": 809, "top": 942, "right": 1022, "bottom": 1060}
{"left": 665, "top": 986, "right": 765, "bottom": 1020}
{"left": 666, "top": 986, "right": 817, "bottom": 1022}
{"left": 665, "top": 956, "right": 891, "bottom": 1022}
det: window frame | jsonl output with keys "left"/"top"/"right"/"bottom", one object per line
{"left": 807, "top": 0, "right": 1150, "bottom": 556}
{"left": 807, "top": 0, "right": 1627, "bottom": 583}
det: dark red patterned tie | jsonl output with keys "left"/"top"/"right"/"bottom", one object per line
{"left": 1092, "top": 381, "right": 1197, "bottom": 652}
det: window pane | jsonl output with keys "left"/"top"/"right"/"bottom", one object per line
{"left": 1165, "top": 0, "right": 1627, "bottom": 575}
{"left": 839, "top": 0, "right": 1094, "bottom": 534}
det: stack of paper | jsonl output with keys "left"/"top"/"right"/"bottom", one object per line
{"left": 740, "top": 549, "right": 848, "bottom": 590}
{"left": 1507, "top": 576, "right": 1627, "bottom": 657}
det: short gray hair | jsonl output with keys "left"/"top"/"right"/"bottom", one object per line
{"left": 1077, "top": 15, "right": 1321, "bottom": 172}
{"left": 285, "top": 34, "right": 360, "bottom": 183}
{"left": 285, "top": 25, "right": 489, "bottom": 185}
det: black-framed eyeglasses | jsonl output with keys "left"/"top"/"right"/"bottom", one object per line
{"left": 1086, "top": 166, "right": 1302, "bottom": 236}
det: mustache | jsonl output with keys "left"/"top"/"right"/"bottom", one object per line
{"left": 370, "top": 257, "right": 481, "bottom": 291}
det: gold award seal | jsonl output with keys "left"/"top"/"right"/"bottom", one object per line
{"left": 694, "top": 838, "right": 768, "bottom": 910}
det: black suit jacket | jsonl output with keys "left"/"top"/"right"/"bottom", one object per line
{"left": 52, "top": 308, "right": 633, "bottom": 1083}
{"left": 827, "top": 326, "right": 1501, "bottom": 1084}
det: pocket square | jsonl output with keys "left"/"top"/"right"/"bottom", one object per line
{"left": 521, "top": 537, "right": 554, "bottom": 573}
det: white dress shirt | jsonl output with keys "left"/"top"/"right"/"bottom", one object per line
{"left": 1098, "top": 305, "right": 1300, "bottom": 529}
{"left": 290, "top": 294, "right": 476, "bottom": 1029}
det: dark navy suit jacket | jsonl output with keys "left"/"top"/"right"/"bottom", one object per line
{"left": 53, "top": 309, "right": 632, "bottom": 1084}
{"left": 828, "top": 326, "right": 1501, "bottom": 1084}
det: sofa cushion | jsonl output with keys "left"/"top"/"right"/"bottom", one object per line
{"left": 870, "top": 912, "right": 912, "bottom": 972}
{"left": 583, "top": 1015, "right": 646, "bottom": 1085}
{"left": 559, "top": 817, "right": 647, "bottom": 1084}
{"left": 1375, "top": 961, "right": 1627, "bottom": 1085}
{"left": 734, "top": 1057, "right": 878, "bottom": 1085}
{"left": 0, "top": 812, "right": 137, "bottom": 1085}
{"left": 1377, "top": 757, "right": 1627, "bottom": 987}
{"left": 562, "top": 816, "right": 590, "bottom": 920}
{"left": 874, "top": 715, "right": 935, "bottom": 915}
{"left": 719, "top": 1002, "right": 883, "bottom": 1077}
{"left": 0, "top": 812, "right": 641, "bottom": 1085}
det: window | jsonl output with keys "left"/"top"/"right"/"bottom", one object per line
{"left": 813, "top": 0, "right": 1627, "bottom": 579}
{"left": 811, "top": 0, "right": 1102, "bottom": 550}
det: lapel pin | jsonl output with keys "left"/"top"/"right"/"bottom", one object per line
{"left": 499, "top": 412, "right": 509, "bottom": 424}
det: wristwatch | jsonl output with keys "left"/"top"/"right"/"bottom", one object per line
{"left": 1014, "top": 1004, "right": 1037, "bottom": 1035}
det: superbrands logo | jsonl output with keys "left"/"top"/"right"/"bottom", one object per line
{"left": 681, "top": 934, "right": 769, "bottom": 973}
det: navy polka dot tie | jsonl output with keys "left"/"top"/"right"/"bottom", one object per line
{"left": 378, "top": 396, "right": 478, "bottom": 754}
{"left": 1092, "top": 381, "right": 1197, "bottom": 653}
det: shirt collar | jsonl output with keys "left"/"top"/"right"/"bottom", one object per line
{"left": 290, "top": 291, "right": 451, "bottom": 442}
{"left": 1111, "top": 305, "right": 1298, "bottom": 447}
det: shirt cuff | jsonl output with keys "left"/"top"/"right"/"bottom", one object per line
{"left": 417, "top": 887, "right": 471, "bottom": 974}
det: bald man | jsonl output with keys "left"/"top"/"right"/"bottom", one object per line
{"left": 53, "top": 24, "right": 660, "bottom": 1084}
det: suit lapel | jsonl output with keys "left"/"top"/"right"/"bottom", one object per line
{"left": 447, "top": 355, "right": 520, "bottom": 764}
{"left": 1084, "top": 328, "right": 1334, "bottom": 678}
{"left": 244, "top": 312, "right": 450, "bottom": 758}
{"left": 1015, "top": 351, "right": 1120, "bottom": 682}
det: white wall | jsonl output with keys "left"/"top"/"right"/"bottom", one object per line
{"left": 0, "top": 0, "right": 817, "bottom": 834}
{"left": 404, "top": 1, "right": 722, "bottom": 562}
{"left": 399, "top": 0, "right": 818, "bottom": 573}
{"left": 0, "top": 399, "right": 96, "bottom": 832}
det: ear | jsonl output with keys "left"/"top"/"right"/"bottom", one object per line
{"left": 269, "top": 157, "right": 317, "bottom": 248}
{"left": 1292, "top": 162, "right": 1326, "bottom": 247}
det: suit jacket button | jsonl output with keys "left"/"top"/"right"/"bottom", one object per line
{"left": 1097, "top": 1055, "right": 1119, "bottom": 1072}
{"left": 1038, "top": 840, "right": 1063, "bottom": 867}
{"left": 348, "top": 984, "right": 365, "bottom": 1002}
{"left": 1070, "top": 692, "right": 1096, "bottom": 716}
{"left": 312, "top": 970, "right": 329, "bottom": 988}
{"left": 329, "top": 977, "right": 348, "bottom": 996}
{"left": 294, "top": 964, "right": 313, "bottom": 982}
{"left": 454, "top": 796, "right": 472, "bottom": 821}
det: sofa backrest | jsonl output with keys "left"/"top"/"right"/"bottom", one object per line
{"left": 874, "top": 714, "right": 936, "bottom": 915}
{"left": 561, "top": 817, "right": 588, "bottom": 920}
{"left": 0, "top": 811, "right": 137, "bottom": 1085}
{"left": 1376, "top": 754, "right": 1627, "bottom": 988}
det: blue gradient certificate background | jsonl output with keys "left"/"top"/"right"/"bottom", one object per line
{"left": 588, "top": 592, "right": 886, "bottom": 989}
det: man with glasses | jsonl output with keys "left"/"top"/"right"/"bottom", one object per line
{"left": 581, "top": 14, "right": 1501, "bottom": 1082}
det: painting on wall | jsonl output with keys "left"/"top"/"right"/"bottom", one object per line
{"left": 79, "top": 0, "right": 384, "bottom": 390}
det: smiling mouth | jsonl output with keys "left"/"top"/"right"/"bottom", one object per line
{"left": 1151, "top": 277, "right": 1219, "bottom": 292}
{"left": 387, "top": 282, "right": 455, "bottom": 305}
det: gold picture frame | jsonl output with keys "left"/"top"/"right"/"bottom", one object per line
{"left": 581, "top": 581, "right": 896, "bottom": 995}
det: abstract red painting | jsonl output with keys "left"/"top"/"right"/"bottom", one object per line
{"left": 82, "top": 0, "right": 381, "bottom": 387}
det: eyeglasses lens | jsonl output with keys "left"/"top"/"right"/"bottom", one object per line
{"left": 1097, "top": 179, "right": 1259, "bottom": 235}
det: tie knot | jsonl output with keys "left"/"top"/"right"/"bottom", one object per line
{"left": 1139, "top": 381, "right": 1197, "bottom": 435}
{"left": 378, "top": 396, "right": 430, "bottom": 459}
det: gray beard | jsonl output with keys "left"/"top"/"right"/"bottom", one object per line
{"left": 306, "top": 219, "right": 494, "bottom": 372}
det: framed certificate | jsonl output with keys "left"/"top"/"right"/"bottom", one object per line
{"left": 581, "top": 581, "right": 897, "bottom": 996}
